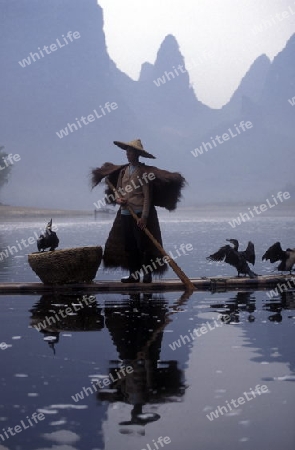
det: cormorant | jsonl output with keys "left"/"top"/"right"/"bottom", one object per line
{"left": 37, "top": 219, "right": 59, "bottom": 252}
{"left": 207, "top": 239, "right": 257, "bottom": 278}
{"left": 262, "top": 242, "right": 295, "bottom": 274}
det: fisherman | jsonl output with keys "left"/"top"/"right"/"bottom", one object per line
{"left": 91, "top": 139, "right": 186, "bottom": 283}
{"left": 114, "top": 139, "right": 156, "bottom": 283}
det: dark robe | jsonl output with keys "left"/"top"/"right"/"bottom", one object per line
{"left": 91, "top": 162, "right": 186, "bottom": 275}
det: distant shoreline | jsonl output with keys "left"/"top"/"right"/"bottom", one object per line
{"left": 0, "top": 203, "right": 293, "bottom": 219}
{"left": 0, "top": 205, "right": 93, "bottom": 218}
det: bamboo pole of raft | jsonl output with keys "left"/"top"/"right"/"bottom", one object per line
{"left": 105, "top": 178, "right": 195, "bottom": 291}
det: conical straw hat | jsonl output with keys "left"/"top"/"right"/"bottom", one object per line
{"left": 113, "top": 139, "right": 156, "bottom": 159}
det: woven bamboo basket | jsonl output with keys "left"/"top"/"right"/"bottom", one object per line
{"left": 28, "top": 246, "right": 103, "bottom": 285}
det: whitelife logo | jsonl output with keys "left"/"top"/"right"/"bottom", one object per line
{"left": 93, "top": 171, "right": 155, "bottom": 210}
{"left": 34, "top": 295, "right": 96, "bottom": 332}
{"left": 56, "top": 102, "right": 118, "bottom": 139}
{"left": 206, "top": 385, "right": 269, "bottom": 421}
{"left": 0, "top": 342, "right": 11, "bottom": 351}
{"left": 251, "top": 3, "right": 295, "bottom": 35}
{"left": 266, "top": 277, "right": 295, "bottom": 299}
{"left": 18, "top": 31, "right": 81, "bottom": 68}
{"left": 0, "top": 225, "right": 58, "bottom": 262}
{"left": 71, "top": 366, "right": 134, "bottom": 402}
{"left": 0, "top": 411, "right": 45, "bottom": 444}
{"left": 0, "top": 153, "right": 21, "bottom": 171}
{"left": 168, "top": 314, "right": 229, "bottom": 351}
{"left": 131, "top": 243, "right": 193, "bottom": 280}
{"left": 228, "top": 191, "right": 291, "bottom": 228}
{"left": 140, "top": 436, "right": 172, "bottom": 450}
{"left": 153, "top": 53, "right": 213, "bottom": 87}
{"left": 191, "top": 121, "right": 253, "bottom": 158}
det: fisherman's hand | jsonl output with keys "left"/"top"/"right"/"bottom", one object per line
{"left": 137, "top": 217, "right": 147, "bottom": 229}
{"left": 116, "top": 198, "right": 127, "bottom": 205}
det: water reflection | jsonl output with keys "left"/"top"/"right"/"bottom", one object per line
{"left": 29, "top": 293, "right": 104, "bottom": 353}
{"left": 28, "top": 291, "right": 192, "bottom": 440}
{"left": 210, "top": 289, "right": 295, "bottom": 324}
{"left": 210, "top": 288, "right": 295, "bottom": 379}
{"left": 99, "top": 293, "right": 186, "bottom": 431}
{"left": 210, "top": 291, "right": 257, "bottom": 324}
{"left": 263, "top": 289, "right": 295, "bottom": 323}
{"left": 2, "top": 288, "right": 294, "bottom": 449}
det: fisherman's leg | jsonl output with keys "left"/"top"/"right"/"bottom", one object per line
{"left": 133, "top": 214, "right": 153, "bottom": 283}
{"left": 121, "top": 215, "right": 140, "bottom": 283}
{"left": 142, "top": 251, "right": 153, "bottom": 283}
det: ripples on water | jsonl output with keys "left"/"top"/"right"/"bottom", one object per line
{"left": 0, "top": 209, "right": 294, "bottom": 449}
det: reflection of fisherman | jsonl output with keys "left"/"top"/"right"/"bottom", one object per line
{"left": 98, "top": 294, "right": 185, "bottom": 427}
{"left": 91, "top": 139, "right": 186, "bottom": 283}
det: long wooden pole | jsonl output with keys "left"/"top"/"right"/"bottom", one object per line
{"left": 136, "top": 289, "right": 194, "bottom": 360}
{"left": 105, "top": 178, "right": 195, "bottom": 291}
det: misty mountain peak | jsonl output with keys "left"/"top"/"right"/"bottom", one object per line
{"left": 224, "top": 53, "right": 271, "bottom": 115}
{"left": 139, "top": 62, "right": 154, "bottom": 82}
{"left": 237, "top": 54, "right": 271, "bottom": 102}
{"left": 260, "top": 32, "right": 295, "bottom": 110}
{"left": 154, "top": 34, "right": 185, "bottom": 69}
{"left": 159, "top": 34, "right": 180, "bottom": 52}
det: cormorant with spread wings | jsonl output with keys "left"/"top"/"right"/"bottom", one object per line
{"left": 262, "top": 242, "right": 295, "bottom": 274}
{"left": 207, "top": 239, "right": 257, "bottom": 278}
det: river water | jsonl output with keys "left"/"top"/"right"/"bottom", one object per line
{"left": 0, "top": 207, "right": 294, "bottom": 450}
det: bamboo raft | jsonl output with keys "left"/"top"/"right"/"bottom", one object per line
{"left": 0, "top": 274, "right": 293, "bottom": 295}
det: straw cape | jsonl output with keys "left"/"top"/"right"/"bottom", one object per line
{"left": 91, "top": 162, "right": 186, "bottom": 275}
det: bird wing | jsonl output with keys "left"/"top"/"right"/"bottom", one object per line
{"left": 51, "top": 232, "right": 59, "bottom": 246}
{"left": 244, "top": 241, "right": 255, "bottom": 265}
{"left": 207, "top": 245, "right": 232, "bottom": 263}
{"left": 262, "top": 242, "right": 282, "bottom": 263}
{"left": 281, "top": 249, "right": 295, "bottom": 271}
{"left": 37, "top": 235, "right": 44, "bottom": 251}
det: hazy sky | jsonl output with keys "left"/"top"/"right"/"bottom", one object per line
{"left": 98, "top": 0, "right": 295, "bottom": 108}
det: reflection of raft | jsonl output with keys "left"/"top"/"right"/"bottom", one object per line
{"left": 28, "top": 246, "right": 103, "bottom": 285}
{"left": 1, "top": 274, "right": 294, "bottom": 294}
